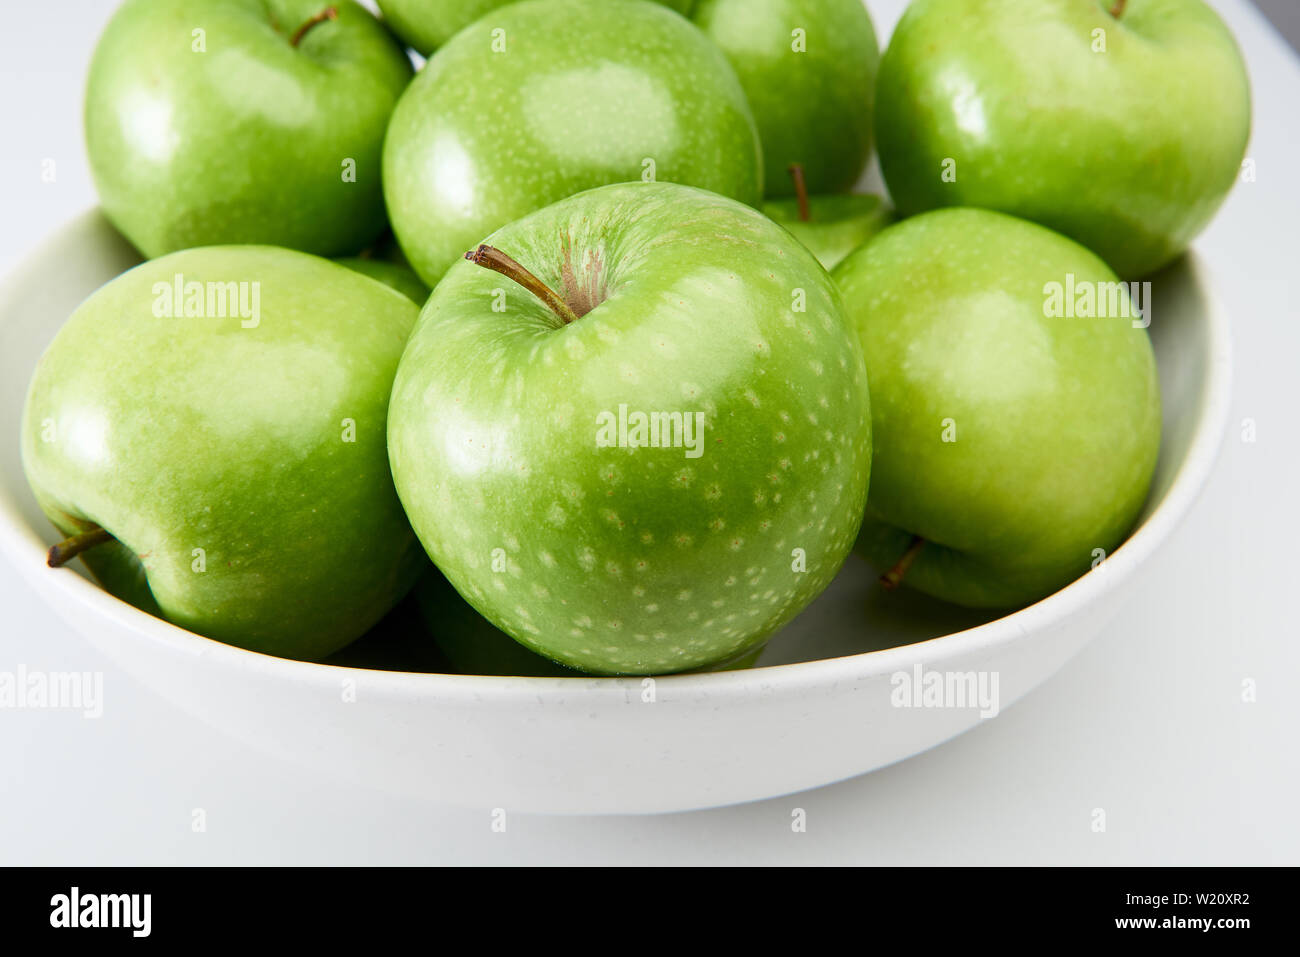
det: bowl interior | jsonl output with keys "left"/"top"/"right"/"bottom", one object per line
{"left": 0, "top": 210, "right": 1225, "bottom": 676}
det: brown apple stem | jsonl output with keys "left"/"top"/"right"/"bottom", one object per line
{"left": 290, "top": 6, "right": 338, "bottom": 47}
{"left": 879, "top": 536, "right": 925, "bottom": 591}
{"left": 47, "top": 524, "right": 113, "bottom": 568}
{"left": 1109, "top": 0, "right": 1127, "bottom": 18}
{"left": 788, "top": 163, "right": 811, "bottom": 223}
{"left": 465, "top": 244, "right": 580, "bottom": 325}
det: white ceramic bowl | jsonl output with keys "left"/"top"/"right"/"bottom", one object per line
{"left": 0, "top": 210, "right": 1231, "bottom": 814}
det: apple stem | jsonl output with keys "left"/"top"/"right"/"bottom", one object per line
{"left": 1109, "top": 0, "right": 1126, "bottom": 18}
{"left": 47, "top": 524, "right": 113, "bottom": 568}
{"left": 879, "top": 536, "right": 925, "bottom": 591}
{"left": 788, "top": 163, "right": 811, "bottom": 223}
{"left": 290, "top": 6, "right": 338, "bottom": 47}
{"left": 465, "top": 244, "right": 581, "bottom": 326}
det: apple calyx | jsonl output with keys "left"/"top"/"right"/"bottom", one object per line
{"left": 879, "top": 535, "right": 926, "bottom": 591}
{"left": 788, "top": 163, "right": 812, "bottom": 223}
{"left": 47, "top": 524, "right": 114, "bottom": 568}
{"left": 289, "top": 6, "right": 338, "bottom": 47}
{"left": 1109, "top": 0, "right": 1127, "bottom": 18}
{"left": 465, "top": 244, "right": 581, "bottom": 326}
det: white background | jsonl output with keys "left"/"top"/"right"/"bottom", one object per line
{"left": 1, "top": 0, "right": 1297, "bottom": 864}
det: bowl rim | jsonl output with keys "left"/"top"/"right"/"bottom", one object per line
{"left": 0, "top": 208, "right": 1234, "bottom": 702}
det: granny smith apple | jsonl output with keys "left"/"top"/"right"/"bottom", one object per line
{"left": 321, "top": 595, "right": 444, "bottom": 670}
{"left": 376, "top": 0, "right": 697, "bottom": 57}
{"left": 86, "top": 0, "right": 413, "bottom": 259}
{"left": 388, "top": 182, "right": 872, "bottom": 675}
{"left": 693, "top": 0, "right": 879, "bottom": 197}
{"left": 336, "top": 256, "right": 431, "bottom": 304}
{"left": 764, "top": 194, "right": 892, "bottom": 272}
{"left": 22, "top": 246, "right": 425, "bottom": 660}
{"left": 413, "top": 569, "right": 579, "bottom": 676}
{"left": 412, "top": 568, "right": 765, "bottom": 676}
{"left": 833, "top": 208, "right": 1161, "bottom": 608}
{"left": 321, "top": 591, "right": 453, "bottom": 672}
{"left": 764, "top": 167, "right": 893, "bottom": 271}
{"left": 383, "top": 0, "right": 763, "bottom": 287}
{"left": 875, "top": 0, "right": 1251, "bottom": 278}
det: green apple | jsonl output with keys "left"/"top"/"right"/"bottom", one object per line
{"left": 335, "top": 256, "right": 431, "bottom": 304}
{"left": 388, "top": 182, "right": 872, "bottom": 675}
{"left": 321, "top": 591, "right": 453, "bottom": 672}
{"left": 22, "top": 246, "right": 426, "bottom": 660}
{"left": 764, "top": 194, "right": 892, "bottom": 272}
{"left": 693, "top": 0, "right": 879, "bottom": 197}
{"left": 376, "top": 0, "right": 697, "bottom": 57}
{"left": 764, "top": 168, "right": 893, "bottom": 271}
{"left": 414, "top": 568, "right": 579, "bottom": 676}
{"left": 874, "top": 0, "right": 1251, "bottom": 278}
{"left": 86, "top": 0, "right": 413, "bottom": 259}
{"left": 382, "top": 0, "right": 763, "bottom": 287}
{"left": 833, "top": 208, "right": 1161, "bottom": 608}
{"left": 412, "top": 568, "right": 765, "bottom": 676}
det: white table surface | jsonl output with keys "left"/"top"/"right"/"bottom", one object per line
{"left": 1, "top": 0, "right": 1296, "bottom": 865}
